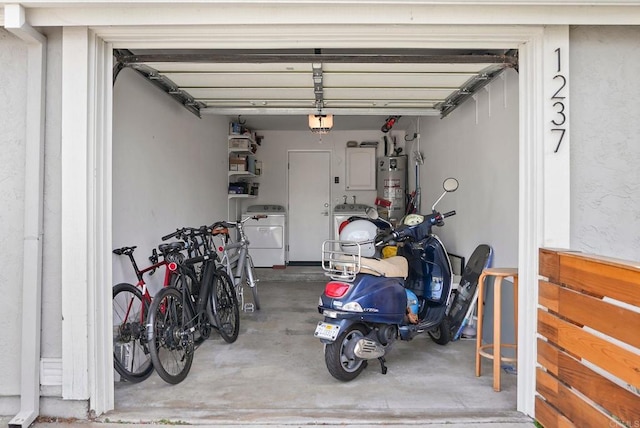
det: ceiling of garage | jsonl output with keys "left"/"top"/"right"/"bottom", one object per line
{"left": 113, "top": 48, "right": 517, "bottom": 131}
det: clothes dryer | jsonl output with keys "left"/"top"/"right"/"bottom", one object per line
{"left": 241, "top": 205, "right": 286, "bottom": 267}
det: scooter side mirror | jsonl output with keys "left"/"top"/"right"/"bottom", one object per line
{"left": 432, "top": 177, "right": 459, "bottom": 211}
{"left": 443, "top": 177, "right": 459, "bottom": 193}
{"left": 365, "top": 206, "right": 379, "bottom": 220}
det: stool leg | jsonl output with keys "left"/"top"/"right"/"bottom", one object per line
{"left": 513, "top": 276, "right": 518, "bottom": 367}
{"left": 475, "top": 273, "right": 486, "bottom": 377}
{"left": 493, "top": 276, "right": 503, "bottom": 392}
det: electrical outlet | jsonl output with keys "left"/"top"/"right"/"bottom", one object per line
{"left": 334, "top": 177, "right": 339, "bottom": 183}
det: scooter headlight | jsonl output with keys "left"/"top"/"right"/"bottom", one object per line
{"left": 342, "top": 301, "right": 364, "bottom": 312}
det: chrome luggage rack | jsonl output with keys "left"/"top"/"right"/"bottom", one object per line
{"left": 321, "top": 240, "right": 362, "bottom": 282}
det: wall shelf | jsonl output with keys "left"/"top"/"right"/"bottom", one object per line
{"left": 228, "top": 194, "right": 256, "bottom": 200}
{"left": 228, "top": 129, "right": 260, "bottom": 212}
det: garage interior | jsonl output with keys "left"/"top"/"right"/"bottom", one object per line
{"left": 110, "top": 46, "right": 524, "bottom": 424}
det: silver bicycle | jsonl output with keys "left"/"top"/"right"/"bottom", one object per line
{"left": 211, "top": 216, "right": 263, "bottom": 312}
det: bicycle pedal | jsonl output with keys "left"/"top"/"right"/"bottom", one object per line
{"left": 244, "top": 303, "right": 255, "bottom": 313}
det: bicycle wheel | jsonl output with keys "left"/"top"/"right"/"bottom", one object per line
{"left": 147, "top": 286, "right": 195, "bottom": 384}
{"left": 208, "top": 268, "right": 240, "bottom": 343}
{"left": 246, "top": 255, "right": 261, "bottom": 310}
{"left": 112, "top": 283, "right": 154, "bottom": 383}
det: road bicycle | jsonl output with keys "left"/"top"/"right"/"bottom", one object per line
{"left": 211, "top": 216, "right": 263, "bottom": 312}
{"left": 146, "top": 225, "right": 239, "bottom": 384}
{"left": 112, "top": 242, "right": 184, "bottom": 383}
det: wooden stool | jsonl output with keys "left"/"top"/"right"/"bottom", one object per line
{"left": 475, "top": 267, "right": 518, "bottom": 391}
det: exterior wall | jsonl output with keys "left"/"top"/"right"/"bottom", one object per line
{"left": 0, "top": 27, "right": 27, "bottom": 406}
{"left": 0, "top": 26, "right": 69, "bottom": 416}
{"left": 570, "top": 26, "right": 640, "bottom": 262}
{"left": 0, "top": 10, "right": 638, "bottom": 422}
{"left": 41, "top": 26, "right": 63, "bottom": 380}
{"left": 112, "top": 68, "right": 228, "bottom": 293}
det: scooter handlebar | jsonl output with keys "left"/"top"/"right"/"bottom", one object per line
{"left": 442, "top": 210, "right": 456, "bottom": 218}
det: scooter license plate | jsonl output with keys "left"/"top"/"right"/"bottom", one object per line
{"left": 314, "top": 322, "right": 341, "bottom": 341}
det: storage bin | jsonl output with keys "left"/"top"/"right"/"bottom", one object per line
{"left": 229, "top": 138, "right": 250, "bottom": 150}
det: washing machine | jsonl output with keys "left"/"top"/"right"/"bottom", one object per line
{"left": 333, "top": 203, "right": 372, "bottom": 240}
{"left": 242, "top": 205, "right": 287, "bottom": 267}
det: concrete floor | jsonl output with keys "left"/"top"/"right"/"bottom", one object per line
{"left": 25, "top": 266, "right": 533, "bottom": 427}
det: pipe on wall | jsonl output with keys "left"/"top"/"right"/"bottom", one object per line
{"left": 4, "top": 5, "right": 47, "bottom": 428}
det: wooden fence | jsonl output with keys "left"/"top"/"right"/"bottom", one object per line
{"left": 537, "top": 248, "right": 640, "bottom": 428}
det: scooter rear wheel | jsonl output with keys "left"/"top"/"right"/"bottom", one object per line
{"left": 325, "top": 324, "right": 368, "bottom": 381}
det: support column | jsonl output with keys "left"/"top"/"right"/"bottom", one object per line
{"left": 61, "top": 26, "right": 90, "bottom": 402}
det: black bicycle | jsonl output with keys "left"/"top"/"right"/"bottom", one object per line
{"left": 146, "top": 225, "right": 240, "bottom": 384}
{"left": 112, "top": 243, "right": 184, "bottom": 383}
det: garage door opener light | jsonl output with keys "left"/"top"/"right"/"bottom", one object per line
{"left": 308, "top": 113, "right": 333, "bottom": 134}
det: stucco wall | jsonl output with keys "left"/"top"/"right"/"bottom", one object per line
{"left": 570, "top": 26, "right": 640, "bottom": 262}
{"left": 0, "top": 28, "right": 26, "bottom": 400}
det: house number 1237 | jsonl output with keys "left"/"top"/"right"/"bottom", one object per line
{"left": 551, "top": 47, "right": 567, "bottom": 153}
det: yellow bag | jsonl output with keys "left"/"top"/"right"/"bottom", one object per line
{"left": 381, "top": 245, "right": 397, "bottom": 259}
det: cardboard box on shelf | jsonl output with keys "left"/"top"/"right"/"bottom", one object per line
{"left": 229, "top": 156, "right": 247, "bottom": 171}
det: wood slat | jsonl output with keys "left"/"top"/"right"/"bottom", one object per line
{"left": 559, "top": 252, "right": 640, "bottom": 307}
{"left": 537, "top": 339, "right": 640, "bottom": 423}
{"left": 538, "top": 279, "right": 559, "bottom": 312}
{"left": 535, "top": 396, "right": 574, "bottom": 428}
{"left": 536, "top": 368, "right": 624, "bottom": 428}
{"left": 539, "top": 248, "right": 563, "bottom": 282}
{"left": 539, "top": 280, "right": 640, "bottom": 349}
{"left": 538, "top": 309, "right": 640, "bottom": 389}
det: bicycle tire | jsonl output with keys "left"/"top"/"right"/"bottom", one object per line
{"left": 112, "top": 283, "right": 154, "bottom": 383}
{"left": 208, "top": 268, "right": 240, "bottom": 343}
{"left": 246, "top": 256, "right": 261, "bottom": 310}
{"left": 147, "top": 286, "right": 195, "bottom": 384}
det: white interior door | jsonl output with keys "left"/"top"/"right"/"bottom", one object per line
{"left": 288, "top": 151, "right": 331, "bottom": 263}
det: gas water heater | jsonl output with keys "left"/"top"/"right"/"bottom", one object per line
{"left": 377, "top": 155, "right": 407, "bottom": 225}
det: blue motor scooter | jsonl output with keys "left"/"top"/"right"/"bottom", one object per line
{"left": 315, "top": 178, "right": 489, "bottom": 381}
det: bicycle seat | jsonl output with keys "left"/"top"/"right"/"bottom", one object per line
{"left": 211, "top": 227, "right": 229, "bottom": 236}
{"left": 158, "top": 241, "right": 185, "bottom": 254}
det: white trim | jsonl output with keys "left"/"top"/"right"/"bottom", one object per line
{"left": 4, "top": 4, "right": 47, "bottom": 427}
{"left": 61, "top": 26, "right": 90, "bottom": 401}
{"left": 84, "top": 23, "right": 547, "bottom": 419}
{"left": 60, "top": 26, "right": 115, "bottom": 413}
{"left": 516, "top": 28, "right": 544, "bottom": 417}
{"left": 17, "top": 3, "right": 640, "bottom": 27}
{"left": 542, "top": 27, "right": 570, "bottom": 248}
{"left": 87, "top": 31, "right": 115, "bottom": 415}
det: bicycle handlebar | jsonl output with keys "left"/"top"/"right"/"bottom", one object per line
{"left": 161, "top": 229, "right": 182, "bottom": 241}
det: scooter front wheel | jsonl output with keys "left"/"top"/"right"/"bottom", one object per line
{"left": 325, "top": 324, "right": 368, "bottom": 381}
{"left": 428, "top": 315, "right": 453, "bottom": 345}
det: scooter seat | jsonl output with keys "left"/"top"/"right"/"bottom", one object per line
{"left": 361, "top": 256, "right": 408, "bottom": 279}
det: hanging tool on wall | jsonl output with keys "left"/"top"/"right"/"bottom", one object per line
{"left": 381, "top": 115, "right": 401, "bottom": 133}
